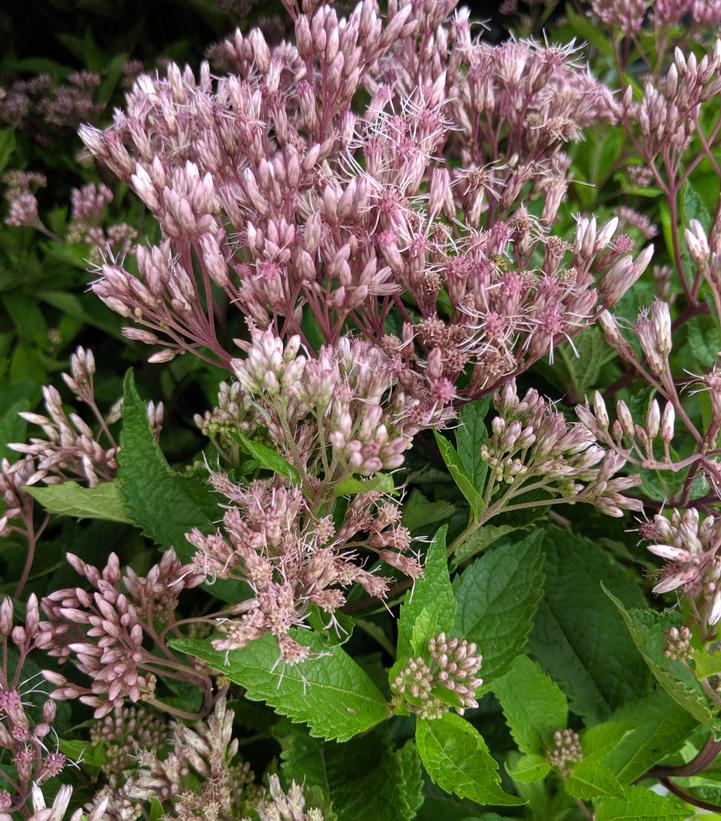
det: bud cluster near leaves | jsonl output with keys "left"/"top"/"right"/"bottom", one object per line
{"left": 6, "top": 0, "right": 721, "bottom": 818}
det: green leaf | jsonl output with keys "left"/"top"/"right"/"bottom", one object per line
{"left": 26, "top": 481, "right": 132, "bottom": 524}
{"left": 238, "top": 433, "right": 300, "bottom": 484}
{"left": 38, "top": 291, "right": 123, "bottom": 340}
{"left": 693, "top": 645, "right": 721, "bottom": 679}
{"left": 402, "top": 490, "right": 457, "bottom": 532}
{"left": 0, "top": 398, "right": 28, "bottom": 461}
{"left": 0, "top": 129, "right": 16, "bottom": 174}
{"left": 172, "top": 633, "right": 389, "bottom": 742}
{"left": 565, "top": 6, "right": 614, "bottom": 56}
{"left": 334, "top": 473, "right": 395, "bottom": 497}
{"left": 454, "top": 532, "right": 545, "bottom": 685}
{"left": 604, "top": 587, "right": 720, "bottom": 730}
{"left": 456, "top": 397, "right": 490, "bottom": 493}
{"left": 433, "top": 430, "right": 484, "bottom": 519}
{"left": 492, "top": 656, "right": 567, "bottom": 755}
{"left": 528, "top": 527, "right": 648, "bottom": 723}
{"left": 506, "top": 753, "right": 551, "bottom": 784}
{"left": 686, "top": 315, "right": 721, "bottom": 370}
{"left": 601, "top": 690, "right": 698, "bottom": 784}
{"left": 595, "top": 786, "right": 689, "bottom": 820}
{"left": 280, "top": 727, "right": 423, "bottom": 821}
{"left": 395, "top": 527, "right": 455, "bottom": 660}
{"left": 58, "top": 739, "right": 105, "bottom": 774}
{"left": 416, "top": 713, "right": 525, "bottom": 807}
{"left": 535, "top": 326, "right": 616, "bottom": 402}
{"left": 450, "top": 523, "right": 526, "bottom": 570}
{"left": 566, "top": 760, "right": 624, "bottom": 800}
{"left": 118, "top": 370, "right": 218, "bottom": 553}
{"left": 118, "top": 370, "right": 239, "bottom": 601}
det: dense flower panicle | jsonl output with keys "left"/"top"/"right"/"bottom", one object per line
{"left": 0, "top": 596, "right": 76, "bottom": 815}
{"left": 92, "top": 692, "right": 256, "bottom": 821}
{"left": 621, "top": 39, "right": 721, "bottom": 160}
{"left": 2, "top": 170, "right": 46, "bottom": 227}
{"left": 483, "top": 380, "right": 643, "bottom": 517}
{"left": 78, "top": 0, "right": 650, "bottom": 399}
{"left": 0, "top": 346, "right": 164, "bottom": 540}
{"left": 391, "top": 632, "right": 483, "bottom": 720}
{"left": 186, "top": 474, "right": 420, "bottom": 662}
{"left": 89, "top": 704, "right": 167, "bottom": 788}
{"left": 247, "top": 774, "right": 324, "bottom": 821}
{"left": 38, "top": 550, "right": 203, "bottom": 717}
{"left": 640, "top": 509, "right": 721, "bottom": 628}
{"left": 230, "top": 325, "right": 451, "bottom": 479}
{"left": 590, "top": 0, "right": 649, "bottom": 34}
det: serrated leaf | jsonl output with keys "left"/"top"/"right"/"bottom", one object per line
{"left": 26, "top": 481, "right": 132, "bottom": 524}
{"left": 172, "top": 633, "right": 389, "bottom": 742}
{"left": 595, "top": 785, "right": 689, "bottom": 820}
{"left": 566, "top": 760, "right": 624, "bottom": 800}
{"left": 416, "top": 713, "right": 525, "bottom": 807}
{"left": 450, "top": 524, "right": 525, "bottom": 570}
{"left": 238, "top": 433, "right": 300, "bottom": 484}
{"left": 117, "top": 370, "right": 238, "bottom": 601}
{"left": 492, "top": 656, "right": 567, "bottom": 755}
{"left": 334, "top": 473, "right": 394, "bottom": 497}
{"left": 433, "top": 430, "right": 484, "bottom": 519}
{"left": 604, "top": 587, "right": 720, "bottom": 730}
{"left": 506, "top": 753, "right": 551, "bottom": 784}
{"left": 528, "top": 528, "right": 648, "bottom": 723}
{"left": 601, "top": 690, "right": 698, "bottom": 784}
{"left": 395, "top": 527, "right": 455, "bottom": 661}
{"left": 280, "top": 727, "right": 422, "bottom": 821}
{"left": 456, "top": 397, "right": 490, "bottom": 493}
{"left": 454, "top": 532, "right": 544, "bottom": 685}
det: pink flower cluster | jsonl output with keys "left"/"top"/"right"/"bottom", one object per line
{"left": 78, "top": 0, "right": 649, "bottom": 405}
{"left": 188, "top": 473, "right": 420, "bottom": 662}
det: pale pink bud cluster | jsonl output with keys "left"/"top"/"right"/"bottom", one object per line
{"left": 391, "top": 632, "right": 483, "bottom": 720}
{"left": 70, "top": 182, "right": 113, "bottom": 223}
{"left": 194, "top": 379, "right": 257, "bottom": 446}
{"left": 187, "top": 475, "right": 420, "bottom": 663}
{"left": 8, "top": 377, "right": 117, "bottom": 488}
{"left": 640, "top": 508, "right": 721, "bottom": 628}
{"left": 2, "top": 170, "right": 45, "bottom": 228}
{"left": 482, "top": 380, "right": 642, "bottom": 517}
{"left": 621, "top": 41, "right": 721, "bottom": 158}
{"left": 576, "top": 391, "right": 677, "bottom": 471}
{"left": 229, "top": 325, "right": 451, "bottom": 479}
{"left": 89, "top": 704, "right": 166, "bottom": 785}
{"left": 590, "top": 0, "right": 649, "bottom": 34}
{"left": 38, "top": 551, "right": 202, "bottom": 717}
{"left": 250, "top": 774, "right": 324, "bottom": 821}
{"left": 546, "top": 729, "right": 583, "bottom": 775}
{"left": 664, "top": 626, "right": 693, "bottom": 661}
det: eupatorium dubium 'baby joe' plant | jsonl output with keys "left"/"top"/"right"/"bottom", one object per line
{"left": 6, "top": 0, "right": 721, "bottom": 818}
